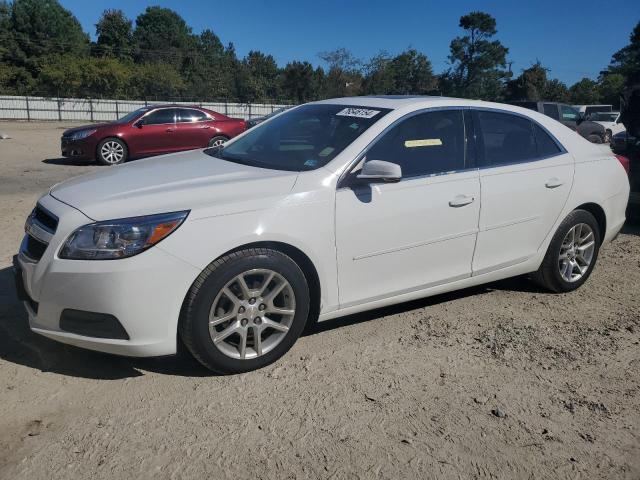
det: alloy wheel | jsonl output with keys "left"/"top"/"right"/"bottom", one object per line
{"left": 209, "top": 138, "right": 226, "bottom": 148}
{"left": 208, "top": 269, "right": 296, "bottom": 360}
{"left": 100, "top": 141, "right": 125, "bottom": 164}
{"left": 558, "top": 223, "right": 595, "bottom": 282}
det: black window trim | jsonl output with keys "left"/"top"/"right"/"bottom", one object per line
{"left": 469, "top": 107, "right": 568, "bottom": 171}
{"left": 138, "top": 107, "right": 213, "bottom": 126}
{"left": 338, "top": 106, "right": 474, "bottom": 188}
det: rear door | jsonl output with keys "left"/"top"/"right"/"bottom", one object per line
{"left": 174, "top": 108, "right": 213, "bottom": 150}
{"left": 471, "top": 109, "right": 573, "bottom": 275}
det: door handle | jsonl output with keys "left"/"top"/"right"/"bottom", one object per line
{"left": 200, "top": 125, "right": 211, "bottom": 129}
{"left": 166, "top": 127, "right": 175, "bottom": 132}
{"left": 545, "top": 178, "right": 564, "bottom": 189}
{"left": 449, "top": 194, "right": 475, "bottom": 207}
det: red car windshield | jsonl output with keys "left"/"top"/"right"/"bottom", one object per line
{"left": 206, "top": 104, "right": 391, "bottom": 171}
{"left": 114, "top": 107, "right": 151, "bottom": 124}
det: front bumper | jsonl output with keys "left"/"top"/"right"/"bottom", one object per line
{"left": 15, "top": 194, "right": 200, "bottom": 357}
{"left": 61, "top": 136, "right": 95, "bottom": 160}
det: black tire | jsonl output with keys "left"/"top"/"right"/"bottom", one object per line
{"left": 208, "top": 135, "right": 228, "bottom": 148}
{"left": 96, "top": 137, "right": 128, "bottom": 165}
{"left": 179, "top": 248, "right": 310, "bottom": 374}
{"left": 587, "top": 134, "right": 603, "bottom": 144}
{"left": 531, "top": 209, "right": 601, "bottom": 293}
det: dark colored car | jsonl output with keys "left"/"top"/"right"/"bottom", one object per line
{"left": 61, "top": 105, "right": 246, "bottom": 165}
{"left": 245, "top": 106, "right": 293, "bottom": 130}
{"left": 510, "top": 101, "right": 606, "bottom": 143}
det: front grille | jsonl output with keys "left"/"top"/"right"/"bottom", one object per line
{"left": 32, "top": 204, "right": 58, "bottom": 232}
{"left": 23, "top": 235, "right": 48, "bottom": 261}
{"left": 21, "top": 203, "right": 58, "bottom": 263}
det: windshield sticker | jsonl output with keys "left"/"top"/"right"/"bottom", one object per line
{"left": 319, "top": 147, "right": 335, "bottom": 157}
{"left": 336, "top": 108, "right": 381, "bottom": 119}
{"left": 304, "top": 159, "right": 318, "bottom": 167}
{"left": 404, "top": 138, "right": 443, "bottom": 148}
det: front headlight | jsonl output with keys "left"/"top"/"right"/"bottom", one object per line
{"left": 69, "top": 129, "right": 97, "bottom": 141}
{"left": 59, "top": 211, "right": 189, "bottom": 260}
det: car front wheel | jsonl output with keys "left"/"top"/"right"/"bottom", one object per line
{"left": 179, "top": 248, "right": 310, "bottom": 373}
{"left": 208, "top": 135, "right": 228, "bottom": 148}
{"left": 96, "top": 138, "right": 128, "bottom": 165}
{"left": 532, "top": 209, "right": 601, "bottom": 293}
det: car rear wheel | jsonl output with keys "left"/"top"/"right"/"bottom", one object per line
{"left": 179, "top": 248, "right": 310, "bottom": 374}
{"left": 587, "top": 134, "right": 603, "bottom": 144}
{"left": 96, "top": 138, "right": 127, "bottom": 166}
{"left": 531, "top": 209, "right": 601, "bottom": 293}
{"left": 208, "top": 135, "right": 228, "bottom": 148}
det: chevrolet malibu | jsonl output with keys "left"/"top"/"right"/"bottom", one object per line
{"left": 61, "top": 104, "right": 246, "bottom": 165}
{"left": 14, "top": 96, "right": 629, "bottom": 373}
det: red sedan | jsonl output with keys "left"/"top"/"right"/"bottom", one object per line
{"left": 61, "top": 105, "right": 246, "bottom": 165}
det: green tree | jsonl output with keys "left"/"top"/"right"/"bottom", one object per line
{"left": 183, "top": 30, "right": 236, "bottom": 101}
{"left": 94, "top": 9, "right": 133, "bottom": 60}
{"left": 237, "top": 50, "right": 280, "bottom": 102}
{"left": 598, "top": 73, "right": 625, "bottom": 108}
{"left": 569, "top": 78, "right": 601, "bottom": 104}
{"left": 2, "top": 0, "right": 89, "bottom": 79}
{"left": 133, "top": 6, "right": 194, "bottom": 65}
{"left": 37, "top": 54, "right": 133, "bottom": 97}
{"left": 544, "top": 79, "right": 570, "bottom": 102}
{"left": 363, "top": 49, "right": 437, "bottom": 95}
{"left": 605, "top": 21, "right": 640, "bottom": 85}
{"left": 443, "top": 11, "right": 510, "bottom": 100}
{"left": 282, "top": 61, "right": 314, "bottom": 102}
{"left": 319, "top": 48, "right": 363, "bottom": 97}
{"left": 505, "top": 61, "right": 548, "bottom": 100}
{"left": 129, "top": 62, "right": 185, "bottom": 99}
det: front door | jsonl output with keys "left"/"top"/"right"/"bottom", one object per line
{"left": 131, "top": 108, "right": 179, "bottom": 156}
{"left": 335, "top": 109, "right": 481, "bottom": 307}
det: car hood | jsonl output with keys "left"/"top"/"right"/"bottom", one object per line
{"left": 62, "top": 123, "right": 112, "bottom": 137}
{"left": 50, "top": 149, "right": 299, "bottom": 221}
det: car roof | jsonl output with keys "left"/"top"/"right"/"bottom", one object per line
{"left": 146, "top": 104, "right": 204, "bottom": 109}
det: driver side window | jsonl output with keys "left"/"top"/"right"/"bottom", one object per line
{"left": 365, "top": 110, "right": 466, "bottom": 178}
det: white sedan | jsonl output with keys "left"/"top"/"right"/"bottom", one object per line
{"left": 14, "top": 96, "right": 630, "bottom": 373}
{"left": 590, "top": 111, "right": 626, "bottom": 142}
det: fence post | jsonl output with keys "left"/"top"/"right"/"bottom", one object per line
{"left": 115, "top": 100, "right": 119, "bottom": 120}
{"left": 57, "top": 98, "right": 62, "bottom": 121}
{"left": 248, "top": 103, "right": 252, "bottom": 120}
{"left": 25, "top": 96, "right": 30, "bottom": 122}
{"left": 224, "top": 101, "right": 228, "bottom": 116}
{"left": 89, "top": 98, "right": 94, "bottom": 122}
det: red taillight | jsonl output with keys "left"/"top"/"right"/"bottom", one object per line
{"left": 615, "top": 154, "right": 630, "bottom": 175}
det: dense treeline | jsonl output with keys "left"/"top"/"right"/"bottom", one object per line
{"left": 0, "top": 0, "right": 638, "bottom": 106}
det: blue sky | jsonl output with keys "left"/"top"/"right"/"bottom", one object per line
{"left": 59, "top": 0, "right": 640, "bottom": 85}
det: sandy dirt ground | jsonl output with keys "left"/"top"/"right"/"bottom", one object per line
{"left": 0, "top": 121, "right": 639, "bottom": 479}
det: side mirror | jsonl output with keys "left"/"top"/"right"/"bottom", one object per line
{"left": 134, "top": 119, "right": 145, "bottom": 128}
{"left": 577, "top": 112, "right": 586, "bottom": 124}
{"left": 357, "top": 160, "right": 402, "bottom": 183}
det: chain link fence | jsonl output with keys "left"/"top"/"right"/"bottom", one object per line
{"left": 0, "top": 95, "right": 293, "bottom": 122}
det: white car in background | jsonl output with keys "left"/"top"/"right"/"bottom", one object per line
{"left": 14, "top": 96, "right": 630, "bottom": 373}
{"left": 589, "top": 111, "right": 626, "bottom": 142}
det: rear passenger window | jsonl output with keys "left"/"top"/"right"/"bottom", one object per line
{"left": 366, "top": 110, "right": 466, "bottom": 178}
{"left": 533, "top": 124, "right": 561, "bottom": 157}
{"left": 543, "top": 103, "right": 560, "bottom": 120}
{"left": 474, "top": 111, "right": 536, "bottom": 167}
{"left": 178, "top": 109, "right": 208, "bottom": 122}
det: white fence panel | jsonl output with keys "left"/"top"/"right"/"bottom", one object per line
{"left": 0, "top": 95, "right": 292, "bottom": 121}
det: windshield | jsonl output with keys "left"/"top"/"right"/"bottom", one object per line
{"left": 590, "top": 112, "right": 618, "bottom": 122}
{"left": 206, "top": 104, "right": 391, "bottom": 171}
{"left": 115, "top": 107, "right": 151, "bottom": 124}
